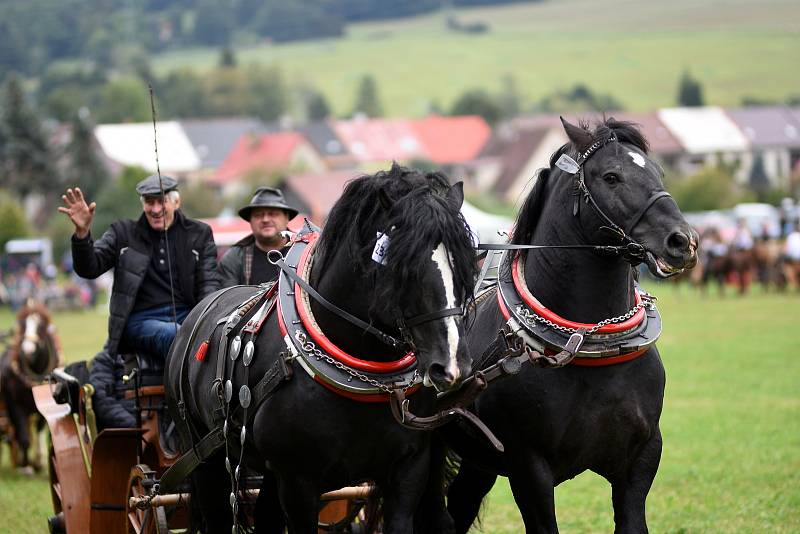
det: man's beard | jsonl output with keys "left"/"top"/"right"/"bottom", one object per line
{"left": 255, "top": 231, "right": 286, "bottom": 249}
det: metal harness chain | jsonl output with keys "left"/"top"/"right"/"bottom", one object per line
{"left": 515, "top": 292, "right": 656, "bottom": 336}
{"left": 294, "top": 330, "right": 419, "bottom": 394}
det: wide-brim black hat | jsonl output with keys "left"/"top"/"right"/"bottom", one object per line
{"left": 238, "top": 187, "right": 299, "bottom": 221}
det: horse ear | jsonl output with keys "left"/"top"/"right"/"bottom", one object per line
{"left": 560, "top": 116, "right": 593, "bottom": 154}
{"left": 445, "top": 181, "right": 464, "bottom": 210}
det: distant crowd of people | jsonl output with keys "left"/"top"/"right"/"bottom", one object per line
{"left": 0, "top": 261, "right": 102, "bottom": 312}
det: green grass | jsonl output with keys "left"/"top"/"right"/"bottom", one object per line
{"left": 148, "top": 0, "right": 800, "bottom": 117}
{"left": 1, "top": 285, "right": 799, "bottom": 532}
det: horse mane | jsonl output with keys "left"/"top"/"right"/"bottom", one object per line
{"left": 315, "top": 163, "right": 478, "bottom": 306}
{"left": 511, "top": 117, "right": 648, "bottom": 246}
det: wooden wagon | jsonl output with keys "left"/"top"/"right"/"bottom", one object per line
{"left": 34, "top": 363, "right": 370, "bottom": 533}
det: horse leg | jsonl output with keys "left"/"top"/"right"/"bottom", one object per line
{"left": 275, "top": 473, "right": 319, "bottom": 534}
{"left": 382, "top": 447, "right": 431, "bottom": 534}
{"left": 447, "top": 462, "right": 498, "bottom": 534}
{"left": 609, "top": 429, "right": 662, "bottom": 534}
{"left": 254, "top": 469, "right": 286, "bottom": 534}
{"left": 8, "top": 403, "right": 31, "bottom": 470}
{"left": 507, "top": 454, "right": 559, "bottom": 534}
{"left": 189, "top": 455, "right": 234, "bottom": 533}
{"left": 414, "top": 436, "right": 456, "bottom": 534}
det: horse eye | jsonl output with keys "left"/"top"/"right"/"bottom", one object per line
{"left": 603, "top": 173, "right": 620, "bottom": 184}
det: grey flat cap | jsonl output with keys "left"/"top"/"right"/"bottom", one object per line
{"left": 136, "top": 175, "right": 178, "bottom": 196}
{"left": 238, "top": 187, "right": 299, "bottom": 221}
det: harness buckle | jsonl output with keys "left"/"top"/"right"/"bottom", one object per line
{"left": 624, "top": 242, "right": 647, "bottom": 259}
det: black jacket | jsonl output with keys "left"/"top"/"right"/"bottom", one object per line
{"left": 89, "top": 351, "right": 136, "bottom": 429}
{"left": 218, "top": 234, "right": 254, "bottom": 287}
{"left": 218, "top": 234, "right": 291, "bottom": 287}
{"left": 72, "top": 210, "right": 220, "bottom": 356}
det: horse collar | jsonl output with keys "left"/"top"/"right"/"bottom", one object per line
{"left": 497, "top": 251, "right": 661, "bottom": 366}
{"left": 277, "top": 233, "right": 422, "bottom": 402}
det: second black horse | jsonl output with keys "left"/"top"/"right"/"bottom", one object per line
{"left": 437, "top": 118, "right": 698, "bottom": 533}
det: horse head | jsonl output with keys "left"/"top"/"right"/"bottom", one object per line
{"left": 560, "top": 117, "right": 698, "bottom": 277}
{"left": 15, "top": 300, "right": 57, "bottom": 377}
{"left": 313, "top": 164, "right": 477, "bottom": 392}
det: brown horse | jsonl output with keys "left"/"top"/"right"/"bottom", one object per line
{"left": 753, "top": 238, "right": 784, "bottom": 290}
{"left": 0, "top": 301, "right": 62, "bottom": 471}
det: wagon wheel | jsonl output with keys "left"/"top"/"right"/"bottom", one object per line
{"left": 126, "top": 464, "right": 168, "bottom": 534}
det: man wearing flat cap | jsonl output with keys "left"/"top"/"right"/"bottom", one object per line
{"left": 59, "top": 176, "right": 221, "bottom": 359}
{"left": 218, "top": 187, "right": 299, "bottom": 287}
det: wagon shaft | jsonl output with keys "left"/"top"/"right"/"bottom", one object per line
{"left": 128, "top": 484, "right": 375, "bottom": 509}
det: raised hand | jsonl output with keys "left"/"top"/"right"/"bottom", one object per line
{"left": 58, "top": 187, "right": 96, "bottom": 239}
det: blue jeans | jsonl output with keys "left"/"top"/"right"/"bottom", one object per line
{"left": 123, "top": 305, "right": 190, "bottom": 359}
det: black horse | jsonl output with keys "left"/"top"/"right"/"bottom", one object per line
{"left": 165, "top": 165, "right": 478, "bottom": 533}
{"left": 0, "top": 300, "right": 61, "bottom": 471}
{"left": 437, "top": 118, "right": 698, "bottom": 533}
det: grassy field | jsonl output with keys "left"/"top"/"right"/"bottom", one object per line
{"left": 1, "top": 284, "right": 799, "bottom": 532}
{"left": 149, "top": 0, "right": 800, "bottom": 117}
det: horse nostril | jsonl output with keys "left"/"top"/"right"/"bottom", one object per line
{"left": 667, "top": 231, "right": 690, "bottom": 253}
{"left": 427, "top": 363, "right": 457, "bottom": 388}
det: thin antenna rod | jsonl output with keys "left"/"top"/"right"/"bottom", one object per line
{"left": 149, "top": 84, "right": 179, "bottom": 330}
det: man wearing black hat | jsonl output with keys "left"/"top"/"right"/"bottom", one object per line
{"left": 59, "top": 176, "right": 221, "bottom": 358}
{"left": 218, "top": 187, "right": 299, "bottom": 287}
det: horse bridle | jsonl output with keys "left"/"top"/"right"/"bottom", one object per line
{"left": 270, "top": 250, "right": 461, "bottom": 352}
{"left": 479, "top": 134, "right": 675, "bottom": 265}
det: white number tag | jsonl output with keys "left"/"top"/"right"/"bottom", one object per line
{"left": 372, "top": 231, "right": 391, "bottom": 265}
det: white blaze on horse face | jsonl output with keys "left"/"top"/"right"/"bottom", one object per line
{"left": 628, "top": 151, "right": 646, "bottom": 168}
{"left": 21, "top": 313, "right": 41, "bottom": 356}
{"left": 430, "top": 243, "right": 460, "bottom": 382}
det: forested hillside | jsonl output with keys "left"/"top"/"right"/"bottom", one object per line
{"left": 0, "top": 0, "right": 537, "bottom": 77}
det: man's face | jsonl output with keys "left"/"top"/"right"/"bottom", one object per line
{"left": 250, "top": 207, "right": 289, "bottom": 242}
{"left": 142, "top": 194, "right": 179, "bottom": 231}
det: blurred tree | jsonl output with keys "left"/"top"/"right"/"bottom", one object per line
{"left": 95, "top": 77, "right": 151, "bottom": 123}
{"left": 537, "top": 83, "right": 623, "bottom": 113}
{"left": 307, "top": 90, "right": 332, "bottom": 120}
{"left": 248, "top": 66, "right": 288, "bottom": 121}
{"left": 203, "top": 67, "right": 250, "bottom": 116}
{"left": 194, "top": 0, "right": 236, "bottom": 46}
{"left": 253, "top": 1, "right": 344, "bottom": 43}
{"left": 353, "top": 74, "right": 383, "bottom": 118}
{"left": 666, "top": 165, "right": 752, "bottom": 212}
{"left": 158, "top": 69, "right": 206, "bottom": 118}
{"left": 677, "top": 70, "right": 704, "bottom": 107}
{"left": 179, "top": 181, "right": 226, "bottom": 218}
{"left": 0, "top": 189, "right": 30, "bottom": 249}
{"left": 1, "top": 74, "right": 57, "bottom": 197}
{"left": 497, "top": 73, "right": 522, "bottom": 119}
{"left": 91, "top": 165, "right": 149, "bottom": 234}
{"left": 450, "top": 89, "right": 502, "bottom": 124}
{"left": 64, "top": 109, "right": 110, "bottom": 201}
{"left": 748, "top": 153, "right": 771, "bottom": 201}
{"left": 45, "top": 212, "right": 75, "bottom": 269}
{"left": 219, "top": 46, "right": 237, "bottom": 67}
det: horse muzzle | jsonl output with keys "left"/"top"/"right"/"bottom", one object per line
{"left": 21, "top": 339, "right": 37, "bottom": 356}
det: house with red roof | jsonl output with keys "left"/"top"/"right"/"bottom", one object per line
{"left": 332, "top": 117, "right": 424, "bottom": 164}
{"left": 279, "top": 170, "right": 362, "bottom": 225}
{"left": 214, "top": 131, "right": 326, "bottom": 193}
{"left": 330, "top": 115, "right": 490, "bottom": 167}
{"left": 410, "top": 115, "right": 491, "bottom": 164}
